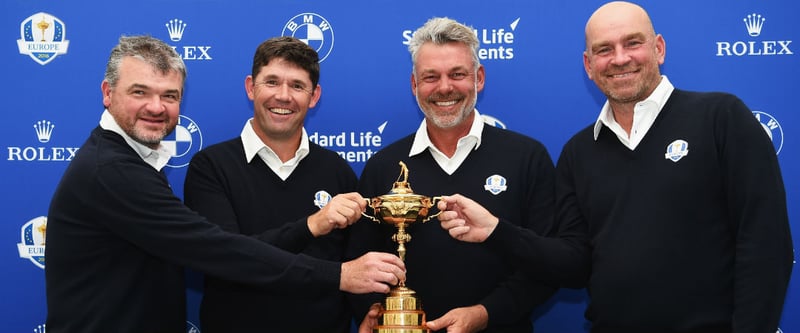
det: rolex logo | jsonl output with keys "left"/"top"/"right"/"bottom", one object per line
{"left": 743, "top": 13, "right": 765, "bottom": 37}
{"left": 34, "top": 120, "right": 54, "bottom": 143}
{"left": 165, "top": 19, "right": 186, "bottom": 42}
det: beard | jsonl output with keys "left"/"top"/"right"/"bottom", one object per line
{"left": 416, "top": 83, "right": 478, "bottom": 129}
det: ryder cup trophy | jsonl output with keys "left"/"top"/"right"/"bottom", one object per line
{"left": 362, "top": 161, "right": 441, "bottom": 333}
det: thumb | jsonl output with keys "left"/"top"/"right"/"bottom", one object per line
{"left": 425, "top": 315, "right": 450, "bottom": 331}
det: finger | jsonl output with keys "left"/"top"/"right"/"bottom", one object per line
{"left": 449, "top": 226, "right": 470, "bottom": 238}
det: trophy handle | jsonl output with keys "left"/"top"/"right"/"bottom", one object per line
{"left": 422, "top": 196, "right": 443, "bottom": 223}
{"left": 361, "top": 198, "right": 381, "bottom": 223}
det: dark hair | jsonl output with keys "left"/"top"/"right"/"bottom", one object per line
{"left": 251, "top": 36, "right": 320, "bottom": 87}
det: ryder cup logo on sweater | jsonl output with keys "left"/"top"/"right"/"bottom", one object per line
{"left": 17, "top": 12, "right": 70, "bottom": 65}
{"left": 17, "top": 216, "right": 47, "bottom": 269}
{"left": 314, "top": 190, "right": 332, "bottom": 208}
{"left": 163, "top": 18, "right": 212, "bottom": 60}
{"left": 7, "top": 120, "right": 80, "bottom": 162}
{"left": 664, "top": 139, "right": 689, "bottom": 162}
{"left": 716, "top": 13, "right": 793, "bottom": 56}
{"left": 484, "top": 174, "right": 508, "bottom": 195}
{"left": 163, "top": 115, "right": 203, "bottom": 168}
{"left": 282, "top": 13, "right": 334, "bottom": 62}
{"left": 754, "top": 111, "right": 783, "bottom": 155}
{"left": 402, "top": 18, "right": 519, "bottom": 61}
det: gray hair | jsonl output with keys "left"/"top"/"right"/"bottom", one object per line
{"left": 104, "top": 35, "right": 186, "bottom": 89}
{"left": 407, "top": 17, "right": 480, "bottom": 72}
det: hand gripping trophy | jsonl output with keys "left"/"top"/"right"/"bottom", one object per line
{"left": 362, "top": 161, "right": 441, "bottom": 333}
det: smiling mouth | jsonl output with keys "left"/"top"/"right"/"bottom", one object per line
{"left": 434, "top": 100, "right": 459, "bottom": 107}
{"left": 269, "top": 108, "right": 293, "bottom": 115}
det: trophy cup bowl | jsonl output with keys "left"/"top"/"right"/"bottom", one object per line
{"left": 362, "top": 161, "right": 440, "bottom": 333}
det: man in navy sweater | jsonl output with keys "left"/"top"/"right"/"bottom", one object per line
{"left": 437, "top": 2, "right": 793, "bottom": 332}
{"left": 184, "top": 36, "right": 363, "bottom": 333}
{"left": 566, "top": 2, "right": 792, "bottom": 332}
{"left": 45, "top": 35, "right": 405, "bottom": 333}
{"left": 346, "top": 17, "right": 580, "bottom": 333}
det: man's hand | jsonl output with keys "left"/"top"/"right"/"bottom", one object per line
{"left": 307, "top": 192, "right": 366, "bottom": 237}
{"left": 425, "top": 304, "right": 489, "bottom": 333}
{"left": 437, "top": 194, "right": 499, "bottom": 243}
{"left": 340, "top": 252, "right": 406, "bottom": 294}
{"left": 358, "top": 303, "right": 383, "bottom": 333}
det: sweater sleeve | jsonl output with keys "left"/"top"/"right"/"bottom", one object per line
{"left": 184, "top": 148, "right": 314, "bottom": 253}
{"left": 715, "top": 95, "right": 793, "bottom": 333}
{"left": 480, "top": 143, "right": 582, "bottom": 326}
{"left": 96, "top": 157, "right": 340, "bottom": 295}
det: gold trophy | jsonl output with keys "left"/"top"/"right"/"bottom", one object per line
{"left": 362, "top": 161, "right": 441, "bottom": 333}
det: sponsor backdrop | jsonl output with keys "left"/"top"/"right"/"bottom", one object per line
{"left": 2, "top": 0, "right": 797, "bottom": 332}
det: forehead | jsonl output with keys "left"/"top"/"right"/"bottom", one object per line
{"left": 118, "top": 56, "right": 183, "bottom": 88}
{"left": 255, "top": 58, "right": 311, "bottom": 82}
{"left": 585, "top": 5, "right": 653, "bottom": 43}
{"left": 415, "top": 42, "right": 474, "bottom": 72}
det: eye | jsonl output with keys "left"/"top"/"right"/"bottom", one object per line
{"left": 421, "top": 75, "right": 439, "bottom": 83}
{"left": 290, "top": 82, "right": 307, "bottom": 92}
{"left": 595, "top": 47, "right": 611, "bottom": 55}
{"left": 163, "top": 93, "right": 180, "bottom": 102}
{"left": 449, "top": 72, "right": 468, "bottom": 80}
{"left": 263, "top": 79, "right": 279, "bottom": 87}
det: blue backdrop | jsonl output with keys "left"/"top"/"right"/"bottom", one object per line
{"left": 3, "top": 0, "right": 797, "bottom": 332}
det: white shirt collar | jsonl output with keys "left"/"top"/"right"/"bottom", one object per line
{"left": 592, "top": 76, "right": 675, "bottom": 149}
{"left": 240, "top": 118, "right": 309, "bottom": 180}
{"left": 99, "top": 109, "right": 171, "bottom": 171}
{"left": 409, "top": 109, "right": 483, "bottom": 175}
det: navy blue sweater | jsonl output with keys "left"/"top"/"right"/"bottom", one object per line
{"left": 184, "top": 137, "right": 357, "bottom": 333}
{"left": 556, "top": 90, "right": 792, "bottom": 333}
{"left": 46, "top": 127, "right": 340, "bottom": 333}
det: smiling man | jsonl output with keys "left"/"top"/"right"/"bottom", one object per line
{"left": 183, "top": 36, "right": 374, "bottom": 333}
{"left": 556, "top": 2, "right": 793, "bottom": 332}
{"left": 347, "top": 17, "right": 561, "bottom": 333}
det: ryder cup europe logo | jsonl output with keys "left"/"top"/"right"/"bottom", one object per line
{"left": 314, "top": 190, "right": 332, "bottom": 208}
{"left": 163, "top": 115, "right": 203, "bottom": 168}
{"left": 17, "top": 216, "right": 47, "bottom": 269}
{"left": 753, "top": 111, "right": 783, "bottom": 155}
{"left": 17, "top": 12, "right": 70, "bottom": 65}
{"left": 282, "top": 13, "right": 335, "bottom": 62}
{"left": 484, "top": 174, "right": 508, "bottom": 195}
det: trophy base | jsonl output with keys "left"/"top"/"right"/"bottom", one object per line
{"left": 374, "top": 285, "right": 429, "bottom": 333}
{"left": 374, "top": 327, "right": 429, "bottom": 333}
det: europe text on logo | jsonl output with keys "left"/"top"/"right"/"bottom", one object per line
{"left": 164, "top": 18, "right": 212, "bottom": 60}
{"left": 17, "top": 12, "right": 70, "bottom": 65}
{"left": 163, "top": 115, "right": 203, "bottom": 168}
{"left": 7, "top": 120, "right": 80, "bottom": 162}
{"left": 754, "top": 111, "right": 783, "bottom": 155}
{"left": 282, "top": 13, "right": 335, "bottom": 62}
{"left": 18, "top": 216, "right": 47, "bottom": 269}
{"left": 403, "top": 18, "right": 519, "bottom": 60}
{"left": 716, "top": 13, "right": 793, "bottom": 56}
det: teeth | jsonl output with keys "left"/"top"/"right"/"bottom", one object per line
{"left": 270, "top": 108, "right": 292, "bottom": 115}
{"left": 435, "top": 100, "right": 457, "bottom": 106}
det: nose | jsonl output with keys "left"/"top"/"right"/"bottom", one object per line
{"left": 610, "top": 48, "right": 632, "bottom": 65}
{"left": 274, "top": 82, "right": 292, "bottom": 101}
{"left": 435, "top": 76, "right": 455, "bottom": 93}
{"left": 145, "top": 95, "right": 167, "bottom": 113}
